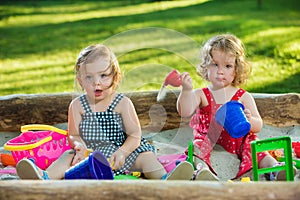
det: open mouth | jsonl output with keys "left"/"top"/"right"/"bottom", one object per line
{"left": 94, "top": 89, "right": 103, "bottom": 96}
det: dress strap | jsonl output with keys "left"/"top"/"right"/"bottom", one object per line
{"left": 231, "top": 88, "right": 246, "bottom": 101}
{"left": 79, "top": 94, "right": 93, "bottom": 113}
{"left": 107, "top": 93, "right": 124, "bottom": 112}
{"left": 203, "top": 87, "right": 246, "bottom": 103}
{"left": 202, "top": 87, "right": 216, "bottom": 106}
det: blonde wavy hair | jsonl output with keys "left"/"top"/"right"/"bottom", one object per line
{"left": 75, "top": 44, "right": 121, "bottom": 91}
{"left": 197, "top": 34, "right": 251, "bottom": 86}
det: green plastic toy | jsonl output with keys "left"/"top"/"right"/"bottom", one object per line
{"left": 251, "top": 136, "right": 294, "bottom": 181}
{"left": 114, "top": 174, "right": 139, "bottom": 180}
{"left": 187, "top": 141, "right": 194, "bottom": 168}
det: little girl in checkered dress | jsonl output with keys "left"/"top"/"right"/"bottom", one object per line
{"left": 16, "top": 44, "right": 194, "bottom": 180}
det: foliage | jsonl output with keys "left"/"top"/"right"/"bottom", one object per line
{"left": 0, "top": 0, "right": 299, "bottom": 95}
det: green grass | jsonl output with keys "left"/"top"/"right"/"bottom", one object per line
{"left": 0, "top": 0, "right": 299, "bottom": 95}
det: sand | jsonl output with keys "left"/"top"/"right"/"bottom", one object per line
{"left": 1, "top": 124, "right": 299, "bottom": 181}
{"left": 146, "top": 124, "right": 300, "bottom": 181}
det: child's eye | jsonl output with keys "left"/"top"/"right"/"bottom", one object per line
{"left": 211, "top": 63, "right": 218, "bottom": 67}
{"left": 226, "top": 65, "right": 234, "bottom": 68}
{"left": 86, "top": 75, "right": 93, "bottom": 81}
{"left": 100, "top": 74, "right": 107, "bottom": 79}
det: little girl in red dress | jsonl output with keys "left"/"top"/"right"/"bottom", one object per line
{"left": 177, "top": 34, "right": 292, "bottom": 181}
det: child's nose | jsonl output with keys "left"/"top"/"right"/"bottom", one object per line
{"left": 217, "top": 66, "right": 224, "bottom": 74}
{"left": 94, "top": 77, "right": 103, "bottom": 85}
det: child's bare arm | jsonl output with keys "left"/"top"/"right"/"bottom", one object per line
{"left": 67, "top": 98, "right": 87, "bottom": 165}
{"left": 110, "top": 96, "right": 141, "bottom": 169}
{"left": 177, "top": 72, "right": 201, "bottom": 117}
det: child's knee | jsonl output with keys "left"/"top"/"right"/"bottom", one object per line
{"left": 134, "top": 152, "right": 156, "bottom": 168}
{"left": 139, "top": 151, "right": 155, "bottom": 159}
{"left": 259, "top": 154, "right": 277, "bottom": 168}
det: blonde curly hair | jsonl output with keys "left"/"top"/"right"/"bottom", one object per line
{"left": 197, "top": 34, "right": 251, "bottom": 86}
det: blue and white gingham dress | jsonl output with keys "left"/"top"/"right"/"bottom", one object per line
{"left": 79, "top": 93, "right": 155, "bottom": 175}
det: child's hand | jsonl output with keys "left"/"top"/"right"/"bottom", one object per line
{"left": 72, "top": 142, "right": 86, "bottom": 166}
{"left": 244, "top": 108, "right": 252, "bottom": 119}
{"left": 180, "top": 72, "right": 193, "bottom": 91}
{"left": 109, "top": 149, "right": 126, "bottom": 170}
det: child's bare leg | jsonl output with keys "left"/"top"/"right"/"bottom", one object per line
{"left": 258, "top": 154, "right": 277, "bottom": 168}
{"left": 16, "top": 149, "right": 75, "bottom": 180}
{"left": 132, "top": 152, "right": 166, "bottom": 179}
{"left": 46, "top": 149, "right": 75, "bottom": 179}
{"left": 259, "top": 154, "right": 296, "bottom": 181}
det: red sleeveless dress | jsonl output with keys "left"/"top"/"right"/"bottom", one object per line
{"left": 189, "top": 88, "right": 267, "bottom": 178}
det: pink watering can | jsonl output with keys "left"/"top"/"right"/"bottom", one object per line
{"left": 157, "top": 70, "right": 182, "bottom": 101}
{"left": 163, "top": 69, "right": 182, "bottom": 87}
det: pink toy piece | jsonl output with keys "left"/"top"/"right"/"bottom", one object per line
{"left": 163, "top": 70, "right": 182, "bottom": 87}
{"left": 157, "top": 154, "right": 187, "bottom": 173}
{"left": 0, "top": 168, "right": 17, "bottom": 175}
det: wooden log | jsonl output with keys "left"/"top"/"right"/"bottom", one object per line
{"left": 253, "top": 93, "right": 300, "bottom": 127}
{"left": 0, "top": 93, "right": 72, "bottom": 132}
{"left": 0, "top": 180, "right": 299, "bottom": 200}
{"left": 0, "top": 91, "right": 299, "bottom": 132}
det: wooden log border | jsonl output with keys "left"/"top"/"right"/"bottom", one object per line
{"left": 0, "top": 180, "right": 299, "bottom": 200}
{"left": 0, "top": 91, "right": 299, "bottom": 132}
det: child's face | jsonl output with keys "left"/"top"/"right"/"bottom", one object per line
{"left": 207, "top": 49, "right": 236, "bottom": 90}
{"left": 78, "top": 57, "right": 114, "bottom": 101}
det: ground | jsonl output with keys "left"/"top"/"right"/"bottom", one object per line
{"left": 0, "top": 124, "right": 299, "bottom": 181}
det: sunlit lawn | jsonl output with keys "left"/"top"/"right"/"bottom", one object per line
{"left": 0, "top": 0, "right": 299, "bottom": 95}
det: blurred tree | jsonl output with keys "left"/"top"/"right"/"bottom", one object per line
{"left": 258, "top": 0, "right": 262, "bottom": 8}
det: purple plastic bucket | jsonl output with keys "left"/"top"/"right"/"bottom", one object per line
{"left": 64, "top": 150, "right": 113, "bottom": 180}
{"left": 215, "top": 101, "right": 251, "bottom": 138}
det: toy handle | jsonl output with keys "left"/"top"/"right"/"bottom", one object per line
{"left": 21, "top": 124, "right": 67, "bottom": 135}
{"left": 187, "top": 141, "right": 195, "bottom": 169}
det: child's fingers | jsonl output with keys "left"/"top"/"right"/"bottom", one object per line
{"left": 180, "top": 72, "right": 190, "bottom": 80}
{"left": 72, "top": 154, "right": 81, "bottom": 166}
{"left": 244, "top": 109, "right": 251, "bottom": 118}
{"left": 109, "top": 150, "right": 126, "bottom": 170}
{"left": 109, "top": 158, "right": 124, "bottom": 170}
{"left": 116, "top": 158, "right": 125, "bottom": 169}
{"left": 107, "top": 158, "right": 116, "bottom": 170}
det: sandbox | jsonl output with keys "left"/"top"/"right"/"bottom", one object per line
{"left": 0, "top": 91, "right": 299, "bottom": 200}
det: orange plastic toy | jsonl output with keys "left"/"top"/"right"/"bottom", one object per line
{"left": 0, "top": 153, "right": 16, "bottom": 166}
